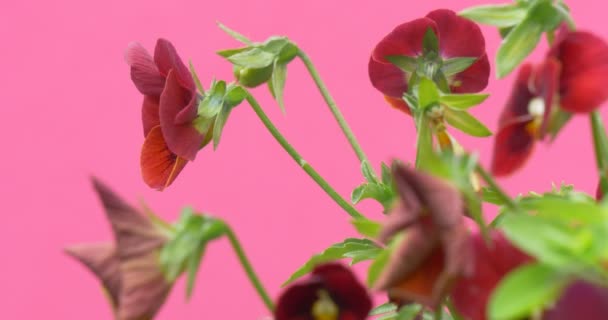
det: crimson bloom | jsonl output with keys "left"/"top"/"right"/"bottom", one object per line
{"left": 65, "top": 178, "right": 172, "bottom": 320}
{"left": 369, "top": 9, "right": 490, "bottom": 114}
{"left": 127, "top": 39, "right": 212, "bottom": 190}
{"left": 275, "top": 263, "right": 372, "bottom": 320}
{"left": 374, "top": 164, "right": 473, "bottom": 308}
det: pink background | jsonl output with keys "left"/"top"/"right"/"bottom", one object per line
{"left": 1, "top": 0, "right": 606, "bottom": 318}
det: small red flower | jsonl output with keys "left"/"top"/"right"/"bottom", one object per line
{"left": 548, "top": 28, "right": 608, "bottom": 113}
{"left": 450, "top": 230, "right": 532, "bottom": 320}
{"left": 374, "top": 164, "right": 473, "bottom": 308}
{"left": 275, "top": 263, "right": 372, "bottom": 320}
{"left": 126, "top": 39, "right": 209, "bottom": 190}
{"left": 491, "top": 59, "right": 560, "bottom": 176}
{"left": 369, "top": 9, "right": 490, "bottom": 114}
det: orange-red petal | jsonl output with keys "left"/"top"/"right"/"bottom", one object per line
{"left": 141, "top": 126, "right": 188, "bottom": 190}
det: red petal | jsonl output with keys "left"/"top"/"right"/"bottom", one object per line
{"left": 450, "top": 54, "right": 490, "bottom": 94}
{"left": 368, "top": 56, "right": 408, "bottom": 98}
{"left": 275, "top": 280, "right": 322, "bottom": 320}
{"left": 372, "top": 18, "right": 438, "bottom": 63}
{"left": 498, "top": 64, "right": 535, "bottom": 127}
{"left": 384, "top": 96, "right": 412, "bottom": 115}
{"left": 141, "top": 126, "right": 188, "bottom": 190}
{"left": 543, "top": 281, "right": 608, "bottom": 320}
{"left": 551, "top": 31, "right": 608, "bottom": 113}
{"left": 126, "top": 42, "right": 165, "bottom": 96}
{"left": 154, "top": 38, "right": 195, "bottom": 90}
{"left": 314, "top": 264, "right": 372, "bottom": 318}
{"left": 159, "top": 70, "right": 204, "bottom": 161}
{"left": 426, "top": 9, "right": 486, "bottom": 58}
{"left": 535, "top": 57, "right": 561, "bottom": 136}
{"left": 142, "top": 95, "right": 160, "bottom": 137}
{"left": 491, "top": 121, "right": 536, "bottom": 177}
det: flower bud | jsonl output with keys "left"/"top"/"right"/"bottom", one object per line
{"left": 234, "top": 64, "right": 274, "bottom": 88}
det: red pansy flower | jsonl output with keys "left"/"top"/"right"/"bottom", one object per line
{"left": 65, "top": 178, "right": 172, "bottom": 320}
{"left": 374, "top": 164, "right": 473, "bottom": 308}
{"left": 548, "top": 28, "right": 608, "bottom": 113}
{"left": 369, "top": 9, "right": 490, "bottom": 114}
{"left": 491, "top": 59, "right": 560, "bottom": 176}
{"left": 275, "top": 263, "right": 372, "bottom": 320}
{"left": 127, "top": 39, "right": 211, "bottom": 190}
{"left": 450, "top": 230, "right": 532, "bottom": 320}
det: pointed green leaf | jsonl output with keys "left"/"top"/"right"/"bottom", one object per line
{"left": 189, "top": 61, "right": 204, "bottom": 94}
{"left": 440, "top": 93, "right": 489, "bottom": 109}
{"left": 381, "top": 162, "right": 392, "bottom": 185}
{"left": 351, "top": 218, "right": 382, "bottom": 238}
{"left": 417, "top": 77, "right": 440, "bottom": 109}
{"left": 216, "top": 22, "right": 254, "bottom": 45}
{"left": 386, "top": 55, "right": 418, "bottom": 73}
{"left": 350, "top": 182, "right": 395, "bottom": 212}
{"left": 459, "top": 4, "right": 527, "bottom": 27}
{"left": 227, "top": 48, "right": 275, "bottom": 68}
{"left": 361, "top": 160, "right": 378, "bottom": 183}
{"left": 496, "top": 17, "right": 543, "bottom": 78}
{"left": 197, "top": 81, "right": 226, "bottom": 118}
{"left": 444, "top": 108, "right": 492, "bottom": 137}
{"left": 369, "top": 302, "right": 398, "bottom": 316}
{"left": 442, "top": 57, "right": 477, "bottom": 77}
{"left": 489, "top": 264, "right": 567, "bottom": 320}
{"left": 270, "top": 61, "right": 288, "bottom": 113}
{"left": 217, "top": 47, "right": 250, "bottom": 58}
{"left": 283, "top": 238, "right": 382, "bottom": 286}
{"left": 212, "top": 104, "right": 233, "bottom": 149}
{"left": 433, "top": 70, "right": 450, "bottom": 93}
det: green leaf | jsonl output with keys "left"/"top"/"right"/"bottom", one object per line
{"left": 381, "top": 162, "right": 393, "bottom": 185}
{"left": 444, "top": 108, "right": 492, "bottom": 137}
{"left": 367, "top": 245, "right": 391, "bottom": 287}
{"left": 489, "top": 263, "right": 567, "bottom": 320}
{"left": 361, "top": 160, "right": 378, "bottom": 183}
{"left": 433, "top": 70, "right": 450, "bottom": 93}
{"left": 351, "top": 182, "right": 395, "bottom": 212}
{"left": 197, "top": 80, "right": 226, "bottom": 118}
{"left": 283, "top": 238, "right": 381, "bottom": 286}
{"left": 217, "top": 47, "right": 250, "bottom": 58}
{"left": 496, "top": 16, "right": 543, "bottom": 78}
{"left": 352, "top": 218, "right": 382, "bottom": 238}
{"left": 440, "top": 93, "right": 489, "bottom": 110}
{"left": 386, "top": 55, "right": 418, "bottom": 73}
{"left": 227, "top": 48, "right": 275, "bottom": 68}
{"left": 482, "top": 186, "right": 506, "bottom": 205}
{"left": 422, "top": 28, "right": 439, "bottom": 55}
{"left": 216, "top": 22, "right": 254, "bottom": 45}
{"left": 189, "top": 61, "right": 204, "bottom": 94}
{"left": 212, "top": 84, "right": 242, "bottom": 149}
{"left": 270, "top": 61, "right": 288, "bottom": 113}
{"left": 417, "top": 77, "right": 440, "bottom": 109}
{"left": 369, "top": 302, "right": 398, "bottom": 316}
{"left": 528, "top": 0, "right": 563, "bottom": 32}
{"left": 441, "top": 57, "right": 477, "bottom": 77}
{"left": 519, "top": 196, "right": 607, "bottom": 223}
{"left": 459, "top": 4, "right": 527, "bottom": 27}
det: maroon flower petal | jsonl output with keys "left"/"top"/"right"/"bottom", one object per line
{"left": 551, "top": 31, "right": 608, "bottom": 113}
{"left": 275, "top": 280, "right": 324, "bottom": 320}
{"left": 368, "top": 56, "right": 408, "bottom": 98}
{"left": 426, "top": 9, "right": 485, "bottom": 58}
{"left": 154, "top": 38, "right": 195, "bottom": 90}
{"left": 450, "top": 54, "right": 490, "bottom": 94}
{"left": 542, "top": 281, "right": 608, "bottom": 320}
{"left": 141, "top": 126, "right": 188, "bottom": 190}
{"left": 126, "top": 42, "right": 165, "bottom": 96}
{"left": 313, "top": 264, "right": 372, "bottom": 318}
{"left": 535, "top": 57, "right": 560, "bottom": 136}
{"left": 142, "top": 95, "right": 160, "bottom": 137}
{"left": 491, "top": 120, "right": 536, "bottom": 177}
{"left": 498, "top": 64, "right": 535, "bottom": 126}
{"left": 372, "top": 18, "right": 438, "bottom": 63}
{"left": 159, "top": 69, "right": 204, "bottom": 161}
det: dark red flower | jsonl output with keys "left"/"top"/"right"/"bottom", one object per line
{"left": 65, "top": 178, "right": 172, "bottom": 320}
{"left": 542, "top": 280, "right": 608, "bottom": 320}
{"left": 127, "top": 39, "right": 210, "bottom": 190}
{"left": 369, "top": 9, "right": 490, "bottom": 114}
{"left": 374, "top": 164, "right": 473, "bottom": 309}
{"left": 491, "top": 59, "right": 560, "bottom": 176}
{"left": 450, "top": 230, "right": 532, "bottom": 320}
{"left": 548, "top": 28, "right": 608, "bottom": 113}
{"left": 275, "top": 263, "right": 372, "bottom": 320}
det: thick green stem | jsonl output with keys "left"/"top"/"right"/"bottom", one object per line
{"left": 297, "top": 49, "right": 375, "bottom": 175}
{"left": 246, "top": 93, "right": 366, "bottom": 219}
{"left": 590, "top": 112, "right": 608, "bottom": 196}
{"left": 226, "top": 226, "right": 275, "bottom": 312}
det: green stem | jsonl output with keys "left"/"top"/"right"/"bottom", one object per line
{"left": 476, "top": 165, "right": 521, "bottom": 225}
{"left": 590, "top": 112, "right": 608, "bottom": 196}
{"left": 226, "top": 226, "right": 275, "bottom": 311}
{"left": 246, "top": 93, "right": 366, "bottom": 219}
{"left": 297, "top": 49, "right": 375, "bottom": 175}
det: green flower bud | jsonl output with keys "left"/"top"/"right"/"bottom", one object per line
{"left": 233, "top": 64, "right": 274, "bottom": 88}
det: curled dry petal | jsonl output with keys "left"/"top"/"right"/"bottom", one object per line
{"left": 141, "top": 126, "right": 188, "bottom": 190}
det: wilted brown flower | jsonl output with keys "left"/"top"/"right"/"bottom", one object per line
{"left": 65, "top": 178, "right": 172, "bottom": 320}
{"left": 374, "top": 164, "right": 473, "bottom": 308}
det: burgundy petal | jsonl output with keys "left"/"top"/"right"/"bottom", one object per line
{"left": 154, "top": 38, "right": 195, "bottom": 90}
{"left": 551, "top": 31, "right": 608, "bottom": 113}
{"left": 498, "top": 64, "right": 535, "bottom": 127}
{"left": 491, "top": 120, "right": 536, "bottom": 177}
{"left": 450, "top": 54, "right": 490, "bottom": 94}
{"left": 140, "top": 126, "right": 188, "bottom": 190}
{"left": 372, "top": 18, "right": 438, "bottom": 63}
{"left": 543, "top": 281, "right": 608, "bottom": 320}
{"left": 368, "top": 56, "right": 408, "bottom": 98}
{"left": 535, "top": 57, "right": 560, "bottom": 136}
{"left": 159, "top": 69, "right": 204, "bottom": 161}
{"left": 126, "top": 42, "right": 165, "bottom": 97}
{"left": 142, "top": 95, "right": 160, "bottom": 137}
{"left": 314, "top": 264, "right": 373, "bottom": 318}
{"left": 426, "top": 9, "right": 485, "bottom": 58}
{"left": 275, "top": 280, "right": 323, "bottom": 320}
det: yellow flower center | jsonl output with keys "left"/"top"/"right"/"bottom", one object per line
{"left": 311, "top": 290, "right": 339, "bottom": 320}
{"left": 526, "top": 97, "right": 545, "bottom": 137}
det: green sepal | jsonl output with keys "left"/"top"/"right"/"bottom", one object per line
{"left": 440, "top": 93, "right": 489, "bottom": 110}
{"left": 422, "top": 28, "right": 439, "bottom": 55}
{"left": 351, "top": 181, "right": 396, "bottom": 213}
{"left": 441, "top": 57, "right": 477, "bottom": 77}
{"left": 227, "top": 47, "right": 276, "bottom": 69}
{"left": 197, "top": 80, "right": 226, "bottom": 119}
{"left": 269, "top": 60, "right": 288, "bottom": 113}
{"left": 234, "top": 64, "right": 274, "bottom": 88}
{"left": 444, "top": 108, "right": 492, "bottom": 137}
{"left": 189, "top": 61, "right": 205, "bottom": 94}
{"left": 386, "top": 55, "right": 418, "bottom": 73}
{"left": 459, "top": 4, "right": 527, "bottom": 27}
{"left": 212, "top": 84, "right": 247, "bottom": 149}
{"left": 217, "top": 22, "right": 254, "bottom": 45}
